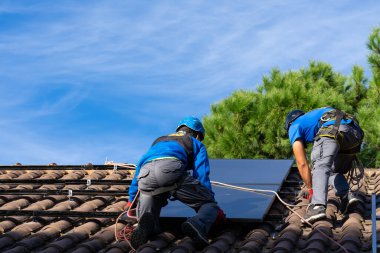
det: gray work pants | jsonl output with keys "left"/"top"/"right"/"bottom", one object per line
{"left": 136, "top": 159, "right": 219, "bottom": 235}
{"left": 311, "top": 124, "right": 363, "bottom": 206}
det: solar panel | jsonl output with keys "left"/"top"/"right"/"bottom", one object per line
{"left": 161, "top": 184, "right": 278, "bottom": 221}
{"left": 209, "top": 159, "right": 293, "bottom": 185}
{"left": 160, "top": 159, "right": 294, "bottom": 221}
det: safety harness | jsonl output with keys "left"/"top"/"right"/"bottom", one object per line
{"left": 152, "top": 131, "right": 194, "bottom": 165}
{"left": 139, "top": 131, "right": 194, "bottom": 196}
{"left": 315, "top": 109, "right": 361, "bottom": 154}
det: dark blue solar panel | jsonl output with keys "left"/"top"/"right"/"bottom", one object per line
{"left": 209, "top": 159, "right": 293, "bottom": 185}
{"left": 160, "top": 159, "right": 294, "bottom": 221}
{"left": 161, "top": 184, "right": 278, "bottom": 221}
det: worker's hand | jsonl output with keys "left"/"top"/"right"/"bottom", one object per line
{"left": 125, "top": 201, "right": 133, "bottom": 210}
{"left": 214, "top": 208, "right": 226, "bottom": 225}
{"left": 302, "top": 188, "right": 313, "bottom": 201}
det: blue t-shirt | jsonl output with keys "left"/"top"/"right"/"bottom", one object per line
{"left": 128, "top": 135, "right": 214, "bottom": 201}
{"left": 288, "top": 107, "right": 353, "bottom": 146}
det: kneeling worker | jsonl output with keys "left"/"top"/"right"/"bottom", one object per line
{"left": 128, "top": 116, "right": 224, "bottom": 249}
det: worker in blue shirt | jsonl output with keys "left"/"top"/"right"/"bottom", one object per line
{"left": 128, "top": 116, "right": 224, "bottom": 249}
{"left": 284, "top": 107, "right": 363, "bottom": 223}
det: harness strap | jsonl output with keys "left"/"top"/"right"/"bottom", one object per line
{"left": 326, "top": 109, "right": 345, "bottom": 139}
{"left": 315, "top": 109, "right": 362, "bottom": 155}
{"left": 152, "top": 132, "right": 194, "bottom": 169}
{"left": 315, "top": 109, "right": 345, "bottom": 141}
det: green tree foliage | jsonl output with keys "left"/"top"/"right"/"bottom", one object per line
{"left": 357, "top": 28, "right": 380, "bottom": 167}
{"left": 204, "top": 27, "right": 380, "bottom": 167}
{"left": 344, "top": 66, "right": 367, "bottom": 111}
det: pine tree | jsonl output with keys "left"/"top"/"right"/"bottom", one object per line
{"left": 357, "top": 28, "right": 380, "bottom": 167}
{"left": 204, "top": 61, "right": 350, "bottom": 159}
{"left": 204, "top": 27, "right": 380, "bottom": 167}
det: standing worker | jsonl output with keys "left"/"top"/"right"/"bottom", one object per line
{"left": 128, "top": 116, "right": 225, "bottom": 249}
{"left": 284, "top": 107, "right": 364, "bottom": 223}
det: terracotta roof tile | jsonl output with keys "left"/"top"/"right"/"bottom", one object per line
{"left": 71, "top": 224, "right": 123, "bottom": 253}
{"left": 0, "top": 164, "right": 376, "bottom": 252}
{"left": 135, "top": 232, "right": 176, "bottom": 253}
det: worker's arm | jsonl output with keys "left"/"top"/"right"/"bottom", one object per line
{"left": 292, "top": 140, "right": 312, "bottom": 189}
{"left": 192, "top": 138, "right": 215, "bottom": 197}
{"left": 128, "top": 158, "right": 144, "bottom": 202}
{"left": 128, "top": 168, "right": 139, "bottom": 202}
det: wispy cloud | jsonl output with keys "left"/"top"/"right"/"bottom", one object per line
{"left": 0, "top": 124, "right": 145, "bottom": 165}
{"left": 2, "top": 1, "right": 377, "bottom": 89}
{"left": 0, "top": 0, "right": 379, "bottom": 164}
{"left": 0, "top": 82, "right": 88, "bottom": 126}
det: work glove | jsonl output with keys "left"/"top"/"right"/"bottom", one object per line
{"left": 302, "top": 188, "right": 313, "bottom": 201}
{"left": 214, "top": 208, "right": 226, "bottom": 226}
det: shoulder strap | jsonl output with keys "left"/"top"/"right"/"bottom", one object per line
{"left": 316, "top": 109, "right": 345, "bottom": 141}
{"left": 329, "top": 109, "right": 345, "bottom": 139}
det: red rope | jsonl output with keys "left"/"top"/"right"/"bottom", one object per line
{"left": 114, "top": 210, "right": 137, "bottom": 251}
{"left": 114, "top": 192, "right": 140, "bottom": 251}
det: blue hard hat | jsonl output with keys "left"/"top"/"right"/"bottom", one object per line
{"left": 284, "top": 109, "right": 305, "bottom": 132}
{"left": 176, "top": 116, "right": 205, "bottom": 139}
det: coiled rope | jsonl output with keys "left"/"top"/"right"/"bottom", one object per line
{"left": 114, "top": 190, "right": 140, "bottom": 251}
{"left": 347, "top": 156, "right": 365, "bottom": 192}
{"left": 114, "top": 210, "right": 136, "bottom": 251}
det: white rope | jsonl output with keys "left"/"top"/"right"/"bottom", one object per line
{"left": 210, "top": 180, "right": 349, "bottom": 253}
{"left": 211, "top": 181, "right": 308, "bottom": 208}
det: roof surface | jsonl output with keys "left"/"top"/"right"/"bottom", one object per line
{"left": 0, "top": 163, "right": 375, "bottom": 253}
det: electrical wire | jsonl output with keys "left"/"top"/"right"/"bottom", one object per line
{"left": 211, "top": 181, "right": 309, "bottom": 208}
{"left": 210, "top": 180, "right": 349, "bottom": 253}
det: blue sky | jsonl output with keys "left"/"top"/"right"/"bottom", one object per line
{"left": 0, "top": 1, "right": 379, "bottom": 165}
